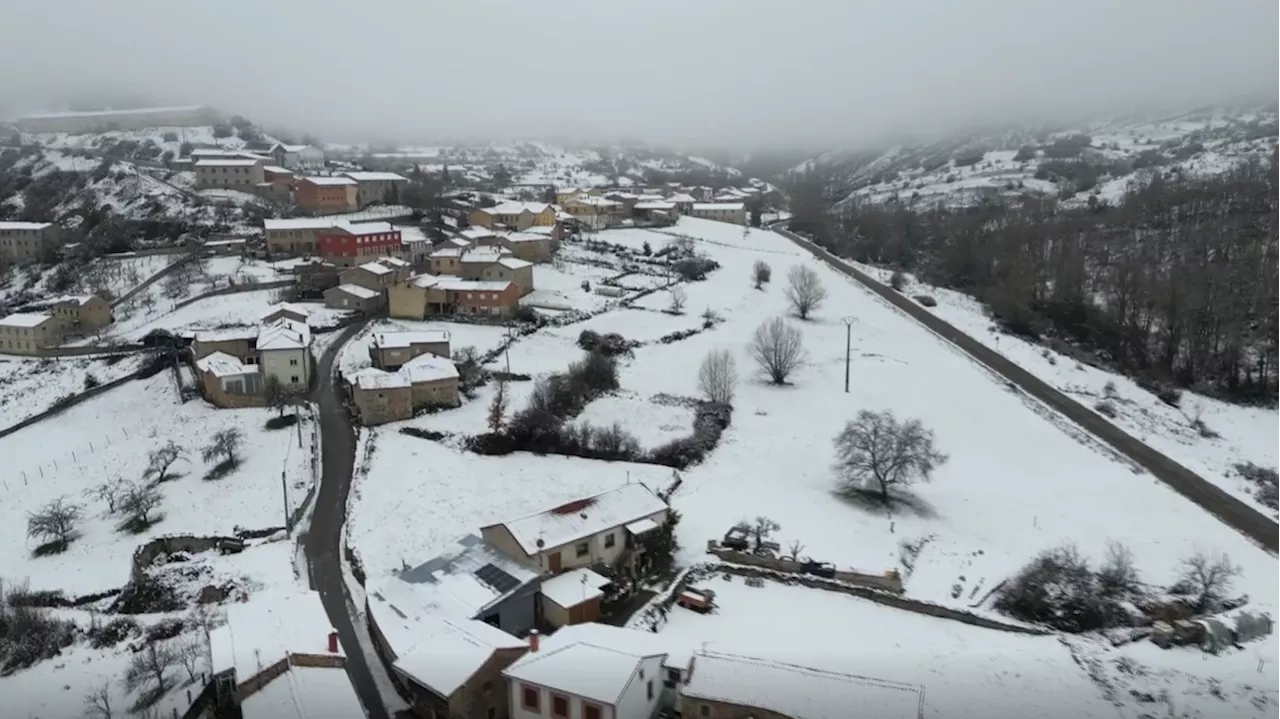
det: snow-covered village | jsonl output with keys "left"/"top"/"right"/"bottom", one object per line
{"left": 0, "top": 5, "right": 1277, "bottom": 719}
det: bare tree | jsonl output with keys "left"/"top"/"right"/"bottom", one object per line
{"left": 175, "top": 635, "right": 205, "bottom": 683}
{"left": 784, "top": 265, "right": 828, "bottom": 320}
{"left": 487, "top": 380, "right": 509, "bottom": 433}
{"left": 84, "top": 478, "right": 128, "bottom": 514}
{"left": 785, "top": 540, "right": 806, "bottom": 561}
{"left": 697, "top": 349, "right": 738, "bottom": 404}
{"left": 118, "top": 481, "right": 163, "bottom": 531}
{"left": 747, "top": 317, "right": 806, "bottom": 384}
{"left": 124, "top": 642, "right": 178, "bottom": 701}
{"left": 202, "top": 428, "right": 243, "bottom": 465}
{"left": 752, "top": 260, "right": 772, "bottom": 289}
{"left": 145, "top": 441, "right": 184, "bottom": 483}
{"left": 1097, "top": 540, "right": 1140, "bottom": 595}
{"left": 27, "top": 496, "right": 84, "bottom": 552}
{"left": 732, "top": 516, "right": 780, "bottom": 554}
{"left": 1178, "top": 550, "right": 1241, "bottom": 612}
{"left": 84, "top": 681, "right": 114, "bottom": 719}
{"left": 668, "top": 286, "right": 687, "bottom": 313}
{"left": 833, "top": 410, "right": 948, "bottom": 503}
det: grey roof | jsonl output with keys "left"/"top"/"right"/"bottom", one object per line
{"left": 395, "top": 534, "right": 539, "bottom": 617}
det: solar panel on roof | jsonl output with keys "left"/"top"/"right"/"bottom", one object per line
{"left": 475, "top": 563, "right": 521, "bottom": 594}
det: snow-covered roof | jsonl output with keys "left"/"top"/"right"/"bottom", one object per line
{"left": 0, "top": 312, "right": 54, "bottom": 328}
{"left": 263, "top": 218, "right": 344, "bottom": 231}
{"left": 515, "top": 225, "right": 555, "bottom": 236}
{"left": 692, "top": 202, "right": 745, "bottom": 211}
{"left": 667, "top": 193, "right": 697, "bottom": 203}
{"left": 195, "top": 159, "right": 261, "bottom": 168}
{"left": 378, "top": 256, "right": 410, "bottom": 267}
{"left": 0, "top": 221, "right": 53, "bottom": 231}
{"left": 257, "top": 318, "right": 311, "bottom": 351}
{"left": 625, "top": 517, "right": 660, "bottom": 535}
{"left": 635, "top": 194, "right": 665, "bottom": 202}
{"left": 330, "top": 283, "right": 380, "bottom": 300}
{"left": 19, "top": 104, "right": 210, "bottom": 120}
{"left": 481, "top": 201, "right": 550, "bottom": 216}
{"left": 300, "top": 176, "right": 357, "bottom": 186}
{"left": 485, "top": 483, "right": 667, "bottom": 556}
{"left": 459, "top": 226, "right": 497, "bottom": 239}
{"left": 351, "top": 367, "right": 411, "bottom": 390}
{"left": 436, "top": 278, "right": 512, "bottom": 292}
{"left": 530, "top": 622, "right": 691, "bottom": 669}
{"left": 503, "top": 642, "right": 656, "bottom": 705}
{"left": 460, "top": 249, "right": 507, "bottom": 264}
{"left": 408, "top": 273, "right": 442, "bottom": 288}
{"left": 263, "top": 165, "right": 291, "bottom": 174}
{"left": 372, "top": 330, "right": 450, "bottom": 350}
{"left": 271, "top": 143, "right": 315, "bottom": 153}
{"left": 209, "top": 590, "right": 340, "bottom": 681}
{"left": 430, "top": 247, "right": 464, "bottom": 259}
{"left": 343, "top": 222, "right": 395, "bottom": 236}
{"left": 505, "top": 232, "right": 548, "bottom": 244}
{"left": 195, "top": 351, "right": 256, "bottom": 378}
{"left": 194, "top": 327, "right": 257, "bottom": 343}
{"left": 635, "top": 201, "right": 675, "bottom": 210}
{"left": 540, "top": 568, "right": 611, "bottom": 609}
{"left": 567, "top": 195, "right": 621, "bottom": 208}
{"left": 240, "top": 665, "right": 364, "bottom": 719}
{"left": 400, "top": 353, "right": 459, "bottom": 383}
{"left": 261, "top": 302, "right": 310, "bottom": 321}
{"left": 391, "top": 614, "right": 525, "bottom": 698}
{"left": 344, "top": 171, "right": 409, "bottom": 182}
{"left": 52, "top": 294, "right": 98, "bottom": 307}
{"left": 682, "top": 650, "right": 925, "bottom": 719}
{"left": 498, "top": 257, "right": 533, "bottom": 270}
{"left": 356, "top": 261, "right": 393, "bottom": 276}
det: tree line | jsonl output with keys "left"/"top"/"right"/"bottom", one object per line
{"left": 791, "top": 154, "right": 1278, "bottom": 403}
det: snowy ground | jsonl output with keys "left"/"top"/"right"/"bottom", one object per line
{"left": 0, "top": 352, "right": 146, "bottom": 430}
{"left": 342, "top": 215, "right": 1275, "bottom": 715}
{"left": 0, "top": 374, "right": 317, "bottom": 595}
{"left": 848, "top": 261, "right": 1280, "bottom": 518}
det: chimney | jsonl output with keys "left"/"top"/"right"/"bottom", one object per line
{"left": 528, "top": 629, "right": 539, "bottom": 653}
{"left": 327, "top": 631, "right": 339, "bottom": 654}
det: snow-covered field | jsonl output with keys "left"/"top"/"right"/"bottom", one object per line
{"left": 347, "top": 215, "right": 1277, "bottom": 714}
{"left": 848, "top": 261, "right": 1280, "bottom": 518}
{"left": 0, "top": 352, "right": 146, "bottom": 429}
{"left": 0, "top": 375, "right": 316, "bottom": 595}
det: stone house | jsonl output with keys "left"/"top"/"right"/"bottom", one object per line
{"left": 389, "top": 273, "right": 520, "bottom": 319}
{"left": 349, "top": 353, "right": 460, "bottom": 425}
{"left": 368, "top": 329, "right": 451, "bottom": 370}
{"left": 324, "top": 283, "right": 382, "bottom": 312}
{"left": 477, "top": 257, "right": 534, "bottom": 297}
{"left": 49, "top": 294, "right": 112, "bottom": 334}
{"left": 500, "top": 232, "right": 556, "bottom": 263}
{"left": 469, "top": 202, "right": 556, "bottom": 231}
{"left": 296, "top": 176, "right": 358, "bottom": 215}
{"left": 479, "top": 483, "right": 670, "bottom": 575}
{"left": 192, "top": 317, "right": 313, "bottom": 404}
{"left": 344, "top": 171, "right": 410, "bottom": 208}
{"left": 195, "top": 351, "right": 266, "bottom": 408}
{"left": 339, "top": 261, "right": 397, "bottom": 293}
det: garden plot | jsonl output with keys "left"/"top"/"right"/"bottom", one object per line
{"left": 347, "top": 434, "right": 674, "bottom": 578}
{"left": 489, "top": 328, "right": 584, "bottom": 378}
{"left": 112, "top": 287, "right": 284, "bottom": 338}
{"left": 573, "top": 392, "right": 694, "bottom": 448}
{"left": 87, "top": 253, "right": 174, "bottom": 298}
{"left": 848, "top": 261, "right": 1280, "bottom": 517}
{"left": 522, "top": 262, "right": 621, "bottom": 312}
{"left": 651, "top": 575, "right": 1134, "bottom": 719}
{"left": 0, "top": 375, "right": 316, "bottom": 595}
{"left": 0, "top": 353, "right": 145, "bottom": 429}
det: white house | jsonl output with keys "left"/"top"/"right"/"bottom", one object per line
{"left": 504, "top": 633, "right": 667, "bottom": 719}
{"left": 256, "top": 317, "right": 312, "bottom": 390}
{"left": 688, "top": 203, "right": 747, "bottom": 226}
{"left": 269, "top": 143, "right": 325, "bottom": 170}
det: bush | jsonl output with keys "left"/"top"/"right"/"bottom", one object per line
{"left": 513, "top": 306, "right": 539, "bottom": 324}
{"left": 889, "top": 270, "right": 906, "bottom": 291}
{"left": 993, "top": 543, "right": 1142, "bottom": 632}
{"left": 264, "top": 414, "right": 299, "bottom": 430}
{"left": 1013, "top": 145, "right": 1037, "bottom": 162}
{"left": 913, "top": 294, "right": 937, "bottom": 307}
{"left": 577, "top": 330, "right": 635, "bottom": 357}
{"left": 673, "top": 256, "right": 719, "bottom": 281}
{"left": 211, "top": 123, "right": 233, "bottom": 139}
{"left": 1093, "top": 400, "right": 1118, "bottom": 418}
{"left": 83, "top": 373, "right": 100, "bottom": 390}
{"left": 647, "top": 401, "right": 732, "bottom": 469}
{"left": 953, "top": 151, "right": 985, "bottom": 167}
{"left": 0, "top": 580, "right": 78, "bottom": 673}
{"left": 1235, "top": 462, "right": 1278, "bottom": 509}
{"left": 87, "top": 616, "right": 139, "bottom": 648}
{"left": 161, "top": 132, "right": 179, "bottom": 143}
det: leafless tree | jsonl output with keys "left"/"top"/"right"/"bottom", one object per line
{"left": 1178, "top": 550, "right": 1241, "bottom": 612}
{"left": 1097, "top": 540, "right": 1140, "bottom": 595}
{"left": 752, "top": 260, "right": 772, "bottom": 289}
{"left": 118, "top": 481, "right": 163, "bottom": 530}
{"left": 145, "top": 441, "right": 184, "bottom": 482}
{"left": 124, "top": 641, "right": 178, "bottom": 700}
{"left": 84, "top": 681, "right": 114, "bottom": 719}
{"left": 697, "top": 349, "right": 738, "bottom": 404}
{"left": 202, "top": 428, "right": 243, "bottom": 464}
{"left": 668, "top": 286, "right": 687, "bottom": 313}
{"left": 784, "top": 264, "right": 827, "bottom": 320}
{"left": 27, "top": 496, "right": 84, "bottom": 551}
{"left": 732, "top": 516, "right": 781, "bottom": 554}
{"left": 84, "top": 478, "right": 128, "bottom": 514}
{"left": 175, "top": 635, "right": 205, "bottom": 683}
{"left": 785, "top": 540, "right": 806, "bottom": 561}
{"left": 487, "top": 380, "right": 509, "bottom": 433}
{"left": 747, "top": 317, "right": 806, "bottom": 384}
{"left": 263, "top": 377, "right": 298, "bottom": 418}
{"left": 833, "top": 410, "right": 948, "bottom": 503}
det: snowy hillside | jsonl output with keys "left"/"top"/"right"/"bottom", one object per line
{"left": 798, "top": 104, "right": 1278, "bottom": 209}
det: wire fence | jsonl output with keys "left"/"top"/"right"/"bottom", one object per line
{"left": 4, "top": 424, "right": 139, "bottom": 495}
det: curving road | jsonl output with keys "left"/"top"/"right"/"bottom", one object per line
{"left": 772, "top": 222, "right": 1278, "bottom": 553}
{"left": 301, "top": 320, "right": 390, "bottom": 719}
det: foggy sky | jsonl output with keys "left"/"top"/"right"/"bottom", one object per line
{"left": 2, "top": 0, "right": 1276, "bottom": 150}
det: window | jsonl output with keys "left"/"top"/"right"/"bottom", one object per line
{"left": 604, "top": 533, "right": 616, "bottom": 549}
{"left": 521, "top": 685, "right": 539, "bottom": 711}
{"left": 647, "top": 680, "right": 654, "bottom": 700}
{"left": 551, "top": 694, "right": 569, "bottom": 718}
{"left": 481, "top": 680, "right": 492, "bottom": 694}
{"left": 487, "top": 708, "right": 495, "bottom": 719}
{"left": 289, "top": 358, "right": 299, "bottom": 365}
{"left": 575, "top": 542, "right": 589, "bottom": 558}
{"left": 290, "top": 376, "right": 299, "bottom": 384}
{"left": 665, "top": 667, "right": 681, "bottom": 688}
{"left": 699, "top": 704, "right": 711, "bottom": 717}
{"left": 583, "top": 704, "right": 602, "bottom": 719}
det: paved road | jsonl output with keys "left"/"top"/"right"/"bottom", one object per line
{"left": 302, "top": 320, "right": 390, "bottom": 719}
{"left": 772, "top": 223, "right": 1279, "bottom": 554}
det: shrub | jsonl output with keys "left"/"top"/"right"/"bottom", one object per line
{"left": 161, "top": 132, "right": 179, "bottom": 143}
{"left": 1013, "top": 145, "right": 1037, "bottom": 162}
{"left": 889, "top": 270, "right": 906, "bottom": 291}
{"left": 993, "top": 543, "right": 1142, "bottom": 632}
{"left": 83, "top": 373, "right": 100, "bottom": 390}
{"left": 953, "top": 151, "right": 985, "bottom": 167}
{"left": 913, "top": 294, "right": 937, "bottom": 307}
{"left": 87, "top": 617, "right": 139, "bottom": 648}
{"left": 577, "top": 330, "right": 635, "bottom": 357}
{"left": 0, "top": 580, "right": 78, "bottom": 673}
{"left": 673, "top": 256, "right": 719, "bottom": 281}
{"left": 1094, "top": 400, "right": 1118, "bottom": 418}
{"left": 264, "top": 414, "right": 299, "bottom": 430}
{"left": 1235, "top": 462, "right": 1278, "bottom": 509}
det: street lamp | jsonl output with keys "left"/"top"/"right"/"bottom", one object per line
{"left": 841, "top": 317, "right": 857, "bottom": 393}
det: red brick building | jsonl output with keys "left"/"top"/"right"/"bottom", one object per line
{"left": 296, "top": 177, "right": 357, "bottom": 215}
{"left": 317, "top": 223, "right": 403, "bottom": 266}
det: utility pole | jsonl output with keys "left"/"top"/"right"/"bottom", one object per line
{"left": 841, "top": 317, "right": 856, "bottom": 393}
{"left": 281, "top": 469, "right": 291, "bottom": 535}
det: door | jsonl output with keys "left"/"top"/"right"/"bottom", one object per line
{"left": 547, "top": 551, "right": 562, "bottom": 573}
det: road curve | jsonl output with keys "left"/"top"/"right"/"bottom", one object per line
{"left": 301, "top": 320, "right": 390, "bottom": 719}
{"left": 773, "top": 223, "right": 1279, "bottom": 554}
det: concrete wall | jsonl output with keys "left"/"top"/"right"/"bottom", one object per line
{"left": 777, "top": 227, "right": 1279, "bottom": 553}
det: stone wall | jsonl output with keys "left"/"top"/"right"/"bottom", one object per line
{"left": 706, "top": 541, "right": 903, "bottom": 593}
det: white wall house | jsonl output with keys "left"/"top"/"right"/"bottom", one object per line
{"left": 256, "top": 318, "right": 312, "bottom": 390}
{"left": 271, "top": 143, "right": 325, "bottom": 170}
{"left": 504, "top": 637, "right": 667, "bottom": 719}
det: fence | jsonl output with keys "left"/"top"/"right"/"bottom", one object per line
{"left": 0, "top": 370, "right": 139, "bottom": 440}
{"left": 705, "top": 541, "right": 904, "bottom": 593}
{"left": 776, "top": 227, "right": 1280, "bottom": 554}
{"left": 286, "top": 406, "right": 323, "bottom": 532}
